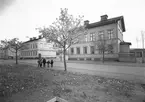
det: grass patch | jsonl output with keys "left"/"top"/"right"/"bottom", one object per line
{"left": 0, "top": 63, "right": 145, "bottom": 102}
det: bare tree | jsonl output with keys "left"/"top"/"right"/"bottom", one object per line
{"left": 36, "top": 8, "right": 86, "bottom": 71}
{"left": 96, "top": 37, "right": 114, "bottom": 63}
{"left": 1, "top": 38, "right": 25, "bottom": 64}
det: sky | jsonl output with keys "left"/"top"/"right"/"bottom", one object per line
{"left": 0, "top": 0, "right": 145, "bottom": 48}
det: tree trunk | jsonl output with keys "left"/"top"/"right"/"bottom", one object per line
{"left": 63, "top": 47, "right": 67, "bottom": 71}
{"left": 16, "top": 48, "right": 18, "bottom": 64}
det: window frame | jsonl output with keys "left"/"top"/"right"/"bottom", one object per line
{"left": 76, "top": 47, "right": 80, "bottom": 54}
{"left": 70, "top": 48, "right": 74, "bottom": 55}
{"left": 107, "top": 29, "right": 114, "bottom": 39}
{"left": 90, "top": 32, "right": 96, "bottom": 41}
{"left": 85, "top": 35, "right": 88, "bottom": 42}
{"left": 90, "top": 46, "right": 95, "bottom": 54}
{"left": 83, "top": 46, "right": 88, "bottom": 54}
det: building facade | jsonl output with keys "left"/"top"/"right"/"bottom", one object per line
{"left": 68, "top": 15, "right": 126, "bottom": 61}
{"left": 20, "top": 36, "right": 56, "bottom": 59}
{"left": 0, "top": 47, "right": 4, "bottom": 59}
{"left": 0, "top": 47, "right": 19, "bottom": 59}
{"left": 130, "top": 48, "right": 145, "bottom": 63}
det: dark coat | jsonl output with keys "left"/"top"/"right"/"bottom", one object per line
{"left": 43, "top": 58, "right": 46, "bottom": 63}
{"left": 50, "top": 60, "right": 53, "bottom": 64}
{"left": 47, "top": 60, "right": 50, "bottom": 64}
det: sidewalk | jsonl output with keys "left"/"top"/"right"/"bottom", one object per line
{"left": 61, "top": 60, "right": 145, "bottom": 67}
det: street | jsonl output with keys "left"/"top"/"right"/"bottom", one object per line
{"left": 1, "top": 59, "right": 145, "bottom": 83}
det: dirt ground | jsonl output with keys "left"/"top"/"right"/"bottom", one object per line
{"left": 0, "top": 64, "right": 145, "bottom": 102}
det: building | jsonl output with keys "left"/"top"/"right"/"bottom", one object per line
{"left": 20, "top": 36, "right": 56, "bottom": 59}
{"left": 130, "top": 48, "right": 145, "bottom": 57}
{"left": 0, "top": 47, "right": 4, "bottom": 59}
{"left": 129, "top": 48, "right": 145, "bottom": 63}
{"left": 0, "top": 46, "right": 18, "bottom": 59}
{"left": 68, "top": 14, "right": 127, "bottom": 61}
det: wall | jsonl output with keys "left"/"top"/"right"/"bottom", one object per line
{"left": 120, "top": 44, "right": 130, "bottom": 53}
{"left": 119, "top": 57, "right": 136, "bottom": 62}
{"left": 38, "top": 50, "right": 56, "bottom": 58}
{"left": 68, "top": 23, "right": 121, "bottom": 60}
{"left": 118, "top": 53, "right": 136, "bottom": 62}
{"left": 0, "top": 49, "right": 4, "bottom": 59}
{"left": 20, "top": 38, "right": 56, "bottom": 59}
{"left": 3, "top": 47, "right": 20, "bottom": 59}
{"left": 117, "top": 20, "right": 124, "bottom": 54}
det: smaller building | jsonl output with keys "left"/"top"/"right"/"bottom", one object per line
{"left": 0, "top": 46, "right": 19, "bottom": 59}
{"left": 130, "top": 48, "right": 145, "bottom": 63}
{"left": 118, "top": 42, "right": 136, "bottom": 62}
{"left": 20, "top": 36, "right": 56, "bottom": 59}
{"left": 130, "top": 48, "right": 145, "bottom": 58}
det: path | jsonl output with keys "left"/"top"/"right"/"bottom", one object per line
{"left": 1, "top": 59, "right": 145, "bottom": 83}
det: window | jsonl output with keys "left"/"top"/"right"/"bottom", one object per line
{"left": 90, "top": 32, "right": 96, "bottom": 41}
{"left": 83, "top": 46, "right": 87, "bottom": 54}
{"left": 35, "top": 51, "right": 37, "bottom": 56}
{"left": 85, "top": 35, "right": 88, "bottom": 42}
{"left": 33, "top": 44, "right": 35, "bottom": 48}
{"left": 30, "top": 51, "right": 31, "bottom": 56}
{"left": 107, "top": 29, "right": 114, "bottom": 39}
{"left": 76, "top": 47, "right": 80, "bottom": 54}
{"left": 71, "top": 48, "right": 74, "bottom": 54}
{"left": 90, "top": 33, "right": 93, "bottom": 41}
{"left": 93, "top": 33, "right": 96, "bottom": 41}
{"left": 136, "top": 52, "right": 142, "bottom": 57}
{"left": 36, "top": 44, "right": 38, "bottom": 48}
{"left": 90, "top": 46, "right": 95, "bottom": 54}
{"left": 98, "top": 31, "right": 104, "bottom": 39}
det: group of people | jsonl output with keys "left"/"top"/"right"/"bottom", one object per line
{"left": 37, "top": 58, "right": 54, "bottom": 68}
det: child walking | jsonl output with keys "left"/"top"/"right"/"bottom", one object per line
{"left": 47, "top": 59, "right": 50, "bottom": 68}
{"left": 50, "top": 59, "right": 54, "bottom": 68}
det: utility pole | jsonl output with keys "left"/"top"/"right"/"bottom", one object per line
{"left": 136, "top": 37, "right": 139, "bottom": 48}
{"left": 141, "top": 31, "right": 144, "bottom": 49}
{"left": 141, "top": 31, "right": 145, "bottom": 63}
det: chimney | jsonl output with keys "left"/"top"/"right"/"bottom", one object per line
{"left": 84, "top": 20, "right": 89, "bottom": 25}
{"left": 38, "top": 35, "right": 42, "bottom": 39}
{"left": 30, "top": 38, "right": 33, "bottom": 41}
{"left": 101, "top": 14, "right": 108, "bottom": 21}
{"left": 33, "top": 37, "right": 36, "bottom": 40}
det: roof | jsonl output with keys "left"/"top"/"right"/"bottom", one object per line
{"left": 85, "top": 16, "right": 125, "bottom": 32}
{"left": 23, "top": 37, "right": 44, "bottom": 44}
{"left": 120, "top": 42, "right": 131, "bottom": 45}
{"left": 130, "top": 48, "right": 145, "bottom": 52}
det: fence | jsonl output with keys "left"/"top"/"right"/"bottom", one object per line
{"left": 118, "top": 53, "right": 136, "bottom": 62}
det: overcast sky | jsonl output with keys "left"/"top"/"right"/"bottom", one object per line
{"left": 0, "top": 0, "right": 145, "bottom": 48}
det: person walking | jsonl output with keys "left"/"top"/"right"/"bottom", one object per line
{"left": 37, "top": 59, "right": 40, "bottom": 67}
{"left": 47, "top": 59, "right": 50, "bottom": 68}
{"left": 42, "top": 58, "right": 46, "bottom": 67}
{"left": 39, "top": 58, "right": 43, "bottom": 68}
{"left": 50, "top": 59, "right": 54, "bottom": 68}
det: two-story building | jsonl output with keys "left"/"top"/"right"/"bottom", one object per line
{"left": 20, "top": 36, "right": 56, "bottom": 59}
{"left": 68, "top": 15, "right": 126, "bottom": 61}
